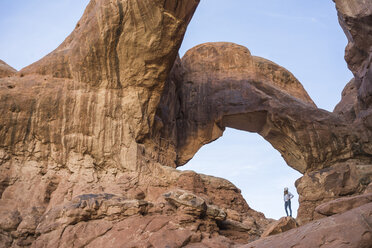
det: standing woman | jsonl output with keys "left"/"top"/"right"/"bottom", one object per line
{"left": 284, "top": 187, "right": 294, "bottom": 217}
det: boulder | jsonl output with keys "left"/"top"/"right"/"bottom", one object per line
{"left": 261, "top": 217, "right": 298, "bottom": 237}
{"left": 163, "top": 189, "right": 227, "bottom": 221}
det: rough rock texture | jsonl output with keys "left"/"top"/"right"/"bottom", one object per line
{"left": 241, "top": 203, "right": 372, "bottom": 248}
{"left": 334, "top": 0, "right": 372, "bottom": 109}
{"left": 295, "top": 161, "right": 372, "bottom": 224}
{"left": 0, "top": 60, "right": 16, "bottom": 78}
{"left": 12, "top": 0, "right": 198, "bottom": 165}
{"left": 167, "top": 42, "right": 371, "bottom": 174}
{"left": 0, "top": 0, "right": 372, "bottom": 247}
{"left": 315, "top": 192, "right": 372, "bottom": 216}
{"left": 0, "top": 156, "right": 270, "bottom": 247}
{"left": 261, "top": 217, "right": 298, "bottom": 238}
{"left": 334, "top": 78, "right": 359, "bottom": 122}
{"left": 151, "top": 40, "right": 371, "bottom": 224}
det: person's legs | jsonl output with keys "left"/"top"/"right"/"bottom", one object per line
{"left": 288, "top": 200, "right": 292, "bottom": 217}
{"left": 284, "top": 201, "right": 289, "bottom": 216}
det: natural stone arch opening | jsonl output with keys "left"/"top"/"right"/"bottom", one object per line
{"left": 169, "top": 0, "right": 356, "bottom": 177}
{"left": 165, "top": 0, "right": 364, "bottom": 224}
{"left": 180, "top": 128, "right": 302, "bottom": 219}
{"left": 0, "top": 0, "right": 371, "bottom": 246}
{"left": 171, "top": 42, "right": 351, "bottom": 175}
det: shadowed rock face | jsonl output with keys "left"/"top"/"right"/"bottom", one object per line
{"left": 167, "top": 42, "right": 371, "bottom": 174}
{"left": 153, "top": 41, "right": 372, "bottom": 225}
{"left": 334, "top": 78, "right": 359, "bottom": 122}
{"left": 334, "top": 0, "right": 372, "bottom": 138}
{"left": 0, "top": 0, "right": 372, "bottom": 247}
{"left": 334, "top": 0, "right": 372, "bottom": 108}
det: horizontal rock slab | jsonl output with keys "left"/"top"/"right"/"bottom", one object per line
{"left": 241, "top": 202, "right": 372, "bottom": 248}
{"left": 36, "top": 193, "right": 151, "bottom": 234}
{"left": 315, "top": 192, "right": 372, "bottom": 216}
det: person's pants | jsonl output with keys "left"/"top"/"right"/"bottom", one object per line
{"left": 285, "top": 200, "right": 292, "bottom": 217}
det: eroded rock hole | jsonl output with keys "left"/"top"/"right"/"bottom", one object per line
{"left": 180, "top": 128, "right": 301, "bottom": 219}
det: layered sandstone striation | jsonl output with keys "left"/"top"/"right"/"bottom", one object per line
{"left": 0, "top": 0, "right": 372, "bottom": 247}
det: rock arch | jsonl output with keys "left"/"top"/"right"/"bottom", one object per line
{"left": 0, "top": 0, "right": 371, "bottom": 246}
{"left": 154, "top": 42, "right": 370, "bottom": 174}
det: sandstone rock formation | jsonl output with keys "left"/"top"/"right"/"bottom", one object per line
{"left": 0, "top": 60, "right": 16, "bottom": 78}
{"left": 168, "top": 42, "right": 371, "bottom": 173}
{"left": 315, "top": 192, "right": 372, "bottom": 216}
{"left": 0, "top": 0, "right": 372, "bottom": 247}
{"left": 292, "top": 0, "right": 372, "bottom": 225}
{"left": 242, "top": 203, "right": 372, "bottom": 248}
{"left": 261, "top": 217, "right": 298, "bottom": 238}
{"left": 334, "top": 0, "right": 372, "bottom": 110}
{"left": 153, "top": 40, "right": 371, "bottom": 224}
{"left": 295, "top": 161, "right": 372, "bottom": 223}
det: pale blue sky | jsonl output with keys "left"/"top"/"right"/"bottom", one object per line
{"left": 0, "top": 0, "right": 352, "bottom": 219}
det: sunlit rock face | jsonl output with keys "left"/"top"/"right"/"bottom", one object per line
{"left": 0, "top": 0, "right": 271, "bottom": 246}
{"left": 0, "top": 0, "right": 372, "bottom": 247}
{"left": 242, "top": 203, "right": 372, "bottom": 248}
{"left": 0, "top": 60, "right": 16, "bottom": 78}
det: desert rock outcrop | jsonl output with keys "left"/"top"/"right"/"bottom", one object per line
{"left": 158, "top": 41, "right": 371, "bottom": 224}
{"left": 167, "top": 42, "right": 371, "bottom": 175}
{"left": 0, "top": 60, "right": 16, "bottom": 78}
{"left": 0, "top": 0, "right": 372, "bottom": 247}
{"left": 315, "top": 192, "right": 372, "bottom": 216}
{"left": 334, "top": 0, "right": 372, "bottom": 109}
{"left": 261, "top": 217, "right": 298, "bottom": 238}
{"left": 242, "top": 203, "right": 372, "bottom": 248}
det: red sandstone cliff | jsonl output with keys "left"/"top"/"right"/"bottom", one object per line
{"left": 0, "top": 0, "right": 371, "bottom": 247}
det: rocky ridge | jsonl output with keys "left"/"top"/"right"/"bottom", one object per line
{"left": 0, "top": 60, "right": 16, "bottom": 78}
{"left": 0, "top": 0, "right": 371, "bottom": 247}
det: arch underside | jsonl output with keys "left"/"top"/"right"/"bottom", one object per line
{"left": 155, "top": 42, "right": 371, "bottom": 174}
